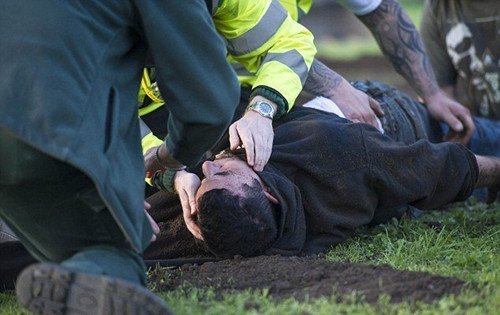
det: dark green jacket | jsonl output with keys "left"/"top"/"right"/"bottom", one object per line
{"left": 0, "top": 0, "right": 239, "bottom": 252}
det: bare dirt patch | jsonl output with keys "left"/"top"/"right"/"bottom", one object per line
{"left": 144, "top": 192, "right": 468, "bottom": 305}
{"left": 148, "top": 255, "right": 467, "bottom": 305}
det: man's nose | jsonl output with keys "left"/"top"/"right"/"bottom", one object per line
{"left": 203, "top": 160, "right": 220, "bottom": 176}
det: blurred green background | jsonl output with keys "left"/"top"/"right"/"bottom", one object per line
{"left": 302, "top": 0, "right": 424, "bottom": 60}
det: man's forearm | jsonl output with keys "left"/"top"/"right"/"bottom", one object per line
{"left": 358, "top": 0, "right": 439, "bottom": 100}
{"left": 303, "top": 59, "right": 344, "bottom": 98}
{"left": 303, "top": 59, "right": 384, "bottom": 128}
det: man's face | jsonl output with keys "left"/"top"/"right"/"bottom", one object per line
{"left": 195, "top": 153, "right": 262, "bottom": 202}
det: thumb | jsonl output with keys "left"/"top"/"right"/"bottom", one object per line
{"left": 444, "top": 114, "right": 464, "bottom": 133}
{"left": 190, "top": 202, "right": 198, "bottom": 216}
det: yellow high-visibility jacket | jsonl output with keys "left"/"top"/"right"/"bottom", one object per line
{"left": 140, "top": 0, "right": 316, "bottom": 155}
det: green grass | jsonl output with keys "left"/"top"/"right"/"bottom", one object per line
{"left": 316, "top": 0, "right": 425, "bottom": 61}
{"left": 2, "top": 201, "right": 499, "bottom": 314}
{"left": 316, "top": 37, "right": 381, "bottom": 61}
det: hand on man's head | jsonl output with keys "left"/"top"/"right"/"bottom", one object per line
{"left": 174, "top": 170, "right": 203, "bottom": 240}
{"left": 229, "top": 96, "right": 276, "bottom": 172}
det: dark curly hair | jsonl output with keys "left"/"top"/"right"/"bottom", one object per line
{"left": 197, "top": 179, "right": 278, "bottom": 258}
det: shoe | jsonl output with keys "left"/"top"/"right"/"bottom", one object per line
{"left": 16, "top": 263, "right": 172, "bottom": 315}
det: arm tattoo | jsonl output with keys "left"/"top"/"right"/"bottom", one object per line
{"left": 303, "top": 59, "right": 344, "bottom": 98}
{"left": 358, "top": 0, "right": 439, "bottom": 98}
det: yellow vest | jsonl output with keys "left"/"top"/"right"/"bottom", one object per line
{"left": 140, "top": 0, "right": 316, "bottom": 155}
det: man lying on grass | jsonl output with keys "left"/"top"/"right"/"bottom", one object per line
{"left": 156, "top": 81, "right": 500, "bottom": 258}
{"left": 1, "top": 81, "right": 499, "bottom": 283}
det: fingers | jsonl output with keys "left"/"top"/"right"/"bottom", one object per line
{"left": 427, "top": 94, "right": 475, "bottom": 145}
{"left": 190, "top": 201, "right": 198, "bottom": 216}
{"left": 229, "top": 123, "right": 242, "bottom": 150}
{"left": 178, "top": 188, "right": 192, "bottom": 216}
{"left": 443, "top": 107, "right": 475, "bottom": 144}
{"left": 446, "top": 115, "right": 465, "bottom": 135}
{"left": 334, "top": 90, "right": 382, "bottom": 130}
{"left": 244, "top": 136, "right": 255, "bottom": 168}
{"left": 178, "top": 184, "right": 203, "bottom": 240}
{"left": 458, "top": 110, "right": 475, "bottom": 144}
{"left": 143, "top": 147, "right": 158, "bottom": 178}
{"left": 230, "top": 121, "right": 256, "bottom": 166}
{"left": 181, "top": 199, "right": 203, "bottom": 240}
{"left": 143, "top": 208, "right": 159, "bottom": 242}
{"left": 230, "top": 113, "right": 274, "bottom": 171}
{"left": 252, "top": 133, "right": 272, "bottom": 172}
{"left": 185, "top": 183, "right": 199, "bottom": 216}
{"left": 369, "top": 97, "right": 384, "bottom": 117}
{"left": 362, "top": 114, "right": 379, "bottom": 130}
{"left": 347, "top": 112, "right": 378, "bottom": 130}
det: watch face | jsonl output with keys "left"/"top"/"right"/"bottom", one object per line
{"left": 258, "top": 102, "right": 273, "bottom": 115}
{"left": 247, "top": 100, "right": 274, "bottom": 119}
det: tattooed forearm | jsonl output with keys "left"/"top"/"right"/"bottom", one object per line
{"left": 303, "top": 59, "right": 345, "bottom": 98}
{"left": 357, "top": 0, "right": 439, "bottom": 98}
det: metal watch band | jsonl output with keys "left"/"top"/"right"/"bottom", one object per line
{"left": 246, "top": 100, "right": 275, "bottom": 119}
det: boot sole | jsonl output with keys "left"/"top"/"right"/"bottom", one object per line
{"left": 16, "top": 263, "right": 172, "bottom": 315}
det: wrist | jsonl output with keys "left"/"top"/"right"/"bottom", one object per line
{"left": 250, "top": 86, "right": 287, "bottom": 118}
{"left": 423, "top": 90, "right": 447, "bottom": 106}
{"left": 421, "top": 85, "right": 442, "bottom": 104}
{"left": 246, "top": 98, "right": 277, "bottom": 120}
{"left": 152, "top": 169, "right": 178, "bottom": 193}
{"left": 327, "top": 79, "right": 354, "bottom": 100}
{"left": 155, "top": 145, "right": 186, "bottom": 171}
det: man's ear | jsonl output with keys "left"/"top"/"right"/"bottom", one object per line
{"left": 264, "top": 191, "right": 279, "bottom": 204}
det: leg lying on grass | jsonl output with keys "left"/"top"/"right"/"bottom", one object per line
{"left": 475, "top": 155, "right": 500, "bottom": 204}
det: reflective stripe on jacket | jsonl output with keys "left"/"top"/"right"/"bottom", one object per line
{"left": 219, "top": 0, "right": 315, "bottom": 109}
{"left": 139, "top": 0, "right": 316, "bottom": 117}
{"left": 139, "top": 0, "right": 316, "bottom": 155}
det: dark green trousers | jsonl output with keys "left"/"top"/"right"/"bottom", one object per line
{"left": 0, "top": 126, "right": 147, "bottom": 285}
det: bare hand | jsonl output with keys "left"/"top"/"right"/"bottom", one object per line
{"left": 174, "top": 170, "right": 203, "bottom": 240}
{"left": 425, "top": 92, "right": 475, "bottom": 144}
{"left": 144, "top": 144, "right": 184, "bottom": 178}
{"left": 143, "top": 201, "right": 160, "bottom": 242}
{"left": 331, "top": 81, "right": 384, "bottom": 128}
{"left": 228, "top": 111, "right": 274, "bottom": 172}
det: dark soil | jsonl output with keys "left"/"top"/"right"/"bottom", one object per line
{"left": 144, "top": 191, "right": 468, "bottom": 306}
{"left": 149, "top": 255, "right": 467, "bottom": 305}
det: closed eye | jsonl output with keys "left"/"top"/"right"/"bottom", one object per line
{"left": 213, "top": 171, "right": 234, "bottom": 177}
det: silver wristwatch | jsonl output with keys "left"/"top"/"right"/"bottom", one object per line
{"left": 246, "top": 100, "right": 275, "bottom": 119}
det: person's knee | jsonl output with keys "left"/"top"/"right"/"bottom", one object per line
{"left": 62, "top": 245, "right": 148, "bottom": 286}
